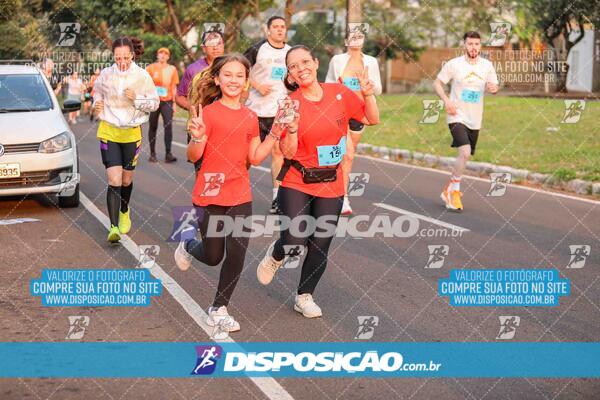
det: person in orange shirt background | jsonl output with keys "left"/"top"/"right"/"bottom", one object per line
{"left": 146, "top": 47, "right": 180, "bottom": 163}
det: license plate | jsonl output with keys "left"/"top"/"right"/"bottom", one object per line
{"left": 0, "top": 163, "right": 20, "bottom": 178}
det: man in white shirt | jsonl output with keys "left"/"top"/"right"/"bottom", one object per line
{"left": 433, "top": 31, "right": 499, "bottom": 212}
{"left": 243, "top": 16, "right": 291, "bottom": 214}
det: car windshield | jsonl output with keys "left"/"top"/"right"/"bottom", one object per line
{"left": 0, "top": 73, "right": 53, "bottom": 112}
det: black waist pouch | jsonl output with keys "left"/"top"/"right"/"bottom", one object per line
{"left": 277, "top": 159, "right": 338, "bottom": 184}
{"left": 301, "top": 166, "right": 337, "bottom": 183}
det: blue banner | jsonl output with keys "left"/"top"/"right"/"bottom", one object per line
{"left": 438, "top": 269, "right": 570, "bottom": 306}
{"left": 1, "top": 342, "right": 599, "bottom": 378}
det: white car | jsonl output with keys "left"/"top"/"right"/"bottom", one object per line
{"left": 0, "top": 64, "right": 80, "bottom": 207}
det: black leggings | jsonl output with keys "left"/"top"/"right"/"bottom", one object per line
{"left": 185, "top": 202, "right": 252, "bottom": 308}
{"left": 273, "top": 187, "right": 343, "bottom": 295}
{"left": 148, "top": 101, "right": 174, "bottom": 154}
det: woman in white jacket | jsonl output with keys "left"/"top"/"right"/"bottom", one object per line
{"left": 93, "top": 37, "right": 159, "bottom": 243}
{"left": 326, "top": 28, "right": 382, "bottom": 215}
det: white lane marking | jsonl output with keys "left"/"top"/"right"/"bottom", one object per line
{"left": 80, "top": 192, "right": 294, "bottom": 400}
{"left": 373, "top": 202, "right": 470, "bottom": 232}
{"left": 359, "top": 154, "right": 600, "bottom": 206}
{"left": 172, "top": 141, "right": 271, "bottom": 173}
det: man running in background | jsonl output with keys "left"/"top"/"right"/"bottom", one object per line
{"left": 243, "top": 16, "right": 291, "bottom": 214}
{"left": 175, "top": 32, "right": 224, "bottom": 111}
{"left": 433, "top": 31, "right": 499, "bottom": 212}
{"left": 146, "top": 47, "right": 179, "bottom": 163}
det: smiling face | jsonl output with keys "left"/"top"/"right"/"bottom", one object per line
{"left": 268, "top": 18, "right": 287, "bottom": 43}
{"left": 215, "top": 60, "right": 247, "bottom": 98}
{"left": 464, "top": 37, "right": 481, "bottom": 59}
{"left": 286, "top": 48, "right": 319, "bottom": 89}
{"left": 113, "top": 45, "right": 134, "bottom": 71}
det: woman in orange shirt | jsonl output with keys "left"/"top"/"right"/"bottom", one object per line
{"left": 174, "top": 53, "right": 291, "bottom": 335}
{"left": 256, "top": 45, "right": 379, "bottom": 318}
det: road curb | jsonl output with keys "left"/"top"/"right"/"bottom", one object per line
{"left": 356, "top": 143, "right": 599, "bottom": 197}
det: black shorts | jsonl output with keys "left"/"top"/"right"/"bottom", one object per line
{"left": 100, "top": 140, "right": 141, "bottom": 170}
{"left": 449, "top": 123, "right": 479, "bottom": 155}
{"left": 258, "top": 117, "right": 275, "bottom": 142}
{"left": 349, "top": 118, "right": 365, "bottom": 133}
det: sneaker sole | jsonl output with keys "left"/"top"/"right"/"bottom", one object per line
{"left": 293, "top": 304, "right": 322, "bottom": 318}
{"left": 174, "top": 249, "right": 191, "bottom": 271}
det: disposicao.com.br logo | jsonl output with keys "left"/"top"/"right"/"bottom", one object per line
{"left": 191, "top": 344, "right": 442, "bottom": 377}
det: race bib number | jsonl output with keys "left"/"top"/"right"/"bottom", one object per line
{"left": 317, "top": 136, "right": 347, "bottom": 167}
{"left": 461, "top": 89, "right": 481, "bottom": 103}
{"left": 270, "top": 66, "right": 286, "bottom": 80}
{"left": 156, "top": 86, "right": 168, "bottom": 97}
{"left": 342, "top": 77, "right": 360, "bottom": 91}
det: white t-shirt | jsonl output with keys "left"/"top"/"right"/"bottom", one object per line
{"left": 67, "top": 77, "right": 83, "bottom": 96}
{"left": 436, "top": 55, "right": 498, "bottom": 130}
{"left": 243, "top": 39, "right": 291, "bottom": 118}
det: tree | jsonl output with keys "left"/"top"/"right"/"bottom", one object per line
{"left": 526, "top": 0, "right": 600, "bottom": 91}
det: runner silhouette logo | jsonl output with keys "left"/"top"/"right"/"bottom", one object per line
{"left": 496, "top": 316, "right": 520, "bottom": 340}
{"left": 566, "top": 245, "right": 590, "bottom": 269}
{"left": 57, "top": 23, "right": 80, "bottom": 46}
{"left": 192, "top": 345, "right": 222, "bottom": 375}
{"left": 426, "top": 245, "right": 449, "bottom": 269}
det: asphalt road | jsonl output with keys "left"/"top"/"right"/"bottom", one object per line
{"left": 1, "top": 116, "right": 599, "bottom": 399}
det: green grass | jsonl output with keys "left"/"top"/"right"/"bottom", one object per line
{"left": 361, "top": 94, "right": 600, "bottom": 181}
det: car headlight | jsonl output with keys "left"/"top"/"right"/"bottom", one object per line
{"left": 39, "top": 132, "right": 72, "bottom": 153}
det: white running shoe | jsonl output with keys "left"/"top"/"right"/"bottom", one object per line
{"left": 294, "top": 293, "right": 322, "bottom": 318}
{"left": 341, "top": 196, "right": 352, "bottom": 215}
{"left": 206, "top": 306, "right": 241, "bottom": 332}
{"left": 257, "top": 241, "right": 284, "bottom": 285}
{"left": 174, "top": 240, "right": 193, "bottom": 271}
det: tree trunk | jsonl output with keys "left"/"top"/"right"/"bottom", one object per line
{"left": 285, "top": 0, "right": 295, "bottom": 27}
{"left": 164, "top": 0, "right": 195, "bottom": 59}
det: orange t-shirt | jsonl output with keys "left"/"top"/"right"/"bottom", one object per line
{"left": 146, "top": 62, "right": 179, "bottom": 101}
{"left": 281, "top": 83, "right": 365, "bottom": 198}
{"left": 192, "top": 101, "right": 259, "bottom": 207}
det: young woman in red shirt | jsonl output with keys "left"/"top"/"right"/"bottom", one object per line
{"left": 256, "top": 45, "right": 379, "bottom": 318}
{"left": 174, "top": 53, "right": 288, "bottom": 334}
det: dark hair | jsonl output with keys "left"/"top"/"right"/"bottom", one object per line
{"left": 267, "top": 16, "right": 286, "bottom": 28}
{"left": 191, "top": 53, "right": 251, "bottom": 108}
{"left": 283, "top": 45, "right": 317, "bottom": 92}
{"left": 463, "top": 31, "right": 481, "bottom": 41}
{"left": 112, "top": 36, "right": 144, "bottom": 59}
{"left": 201, "top": 30, "right": 224, "bottom": 46}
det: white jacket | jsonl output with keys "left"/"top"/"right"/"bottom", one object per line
{"left": 325, "top": 52, "right": 383, "bottom": 95}
{"left": 93, "top": 62, "right": 159, "bottom": 128}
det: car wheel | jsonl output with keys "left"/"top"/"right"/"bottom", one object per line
{"left": 58, "top": 183, "right": 80, "bottom": 208}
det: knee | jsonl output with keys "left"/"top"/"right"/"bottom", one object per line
{"left": 458, "top": 147, "right": 471, "bottom": 161}
{"left": 121, "top": 174, "right": 133, "bottom": 186}
{"left": 107, "top": 176, "right": 122, "bottom": 187}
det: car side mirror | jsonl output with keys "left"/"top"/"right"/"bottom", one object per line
{"left": 62, "top": 99, "right": 81, "bottom": 113}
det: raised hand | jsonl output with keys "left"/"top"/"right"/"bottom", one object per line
{"left": 357, "top": 67, "right": 375, "bottom": 97}
{"left": 188, "top": 103, "right": 206, "bottom": 140}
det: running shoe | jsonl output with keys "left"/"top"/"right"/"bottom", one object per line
{"left": 118, "top": 209, "right": 131, "bottom": 234}
{"left": 440, "top": 185, "right": 463, "bottom": 211}
{"left": 341, "top": 196, "right": 353, "bottom": 215}
{"left": 257, "top": 241, "right": 283, "bottom": 285}
{"left": 206, "top": 306, "right": 241, "bottom": 332}
{"left": 174, "top": 240, "right": 193, "bottom": 271}
{"left": 294, "top": 293, "right": 322, "bottom": 318}
{"left": 148, "top": 154, "right": 158, "bottom": 163}
{"left": 165, "top": 153, "right": 177, "bottom": 163}
{"left": 107, "top": 225, "right": 121, "bottom": 243}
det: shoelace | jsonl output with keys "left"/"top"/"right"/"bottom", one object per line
{"left": 264, "top": 256, "right": 282, "bottom": 273}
